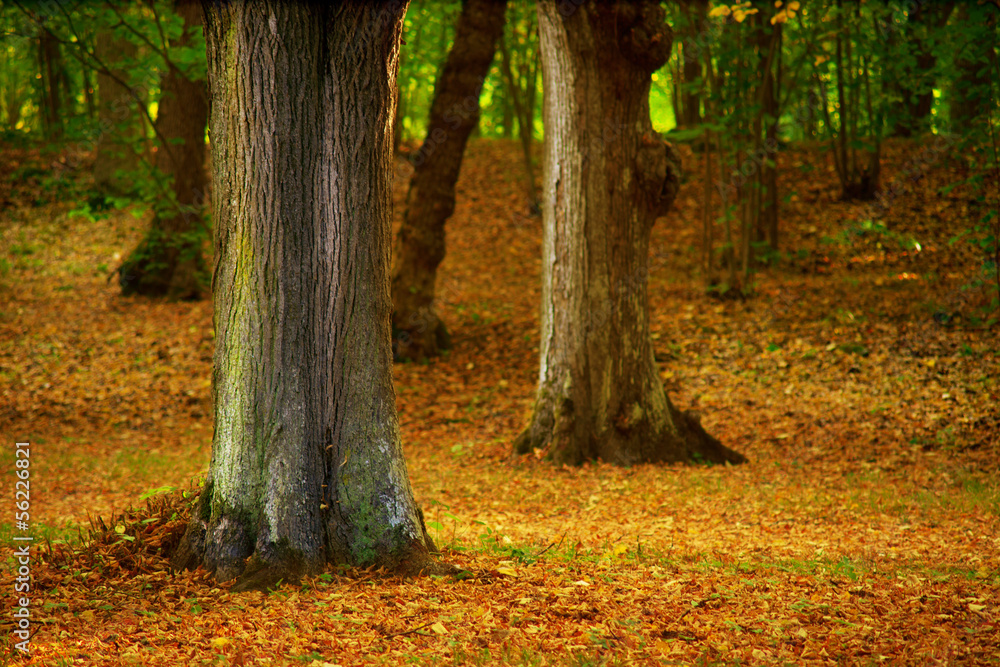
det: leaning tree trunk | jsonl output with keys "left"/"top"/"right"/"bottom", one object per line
{"left": 514, "top": 0, "right": 746, "bottom": 467}
{"left": 118, "top": 0, "right": 209, "bottom": 300}
{"left": 390, "top": 0, "right": 508, "bottom": 360}
{"left": 173, "top": 0, "right": 436, "bottom": 591}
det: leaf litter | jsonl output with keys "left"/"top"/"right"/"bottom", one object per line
{"left": 0, "top": 138, "right": 998, "bottom": 665}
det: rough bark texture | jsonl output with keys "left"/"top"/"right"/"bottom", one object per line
{"left": 390, "top": 0, "right": 508, "bottom": 360}
{"left": 118, "top": 0, "right": 209, "bottom": 300}
{"left": 93, "top": 31, "right": 140, "bottom": 195}
{"left": 173, "top": 0, "right": 438, "bottom": 591}
{"left": 514, "top": 0, "right": 745, "bottom": 467}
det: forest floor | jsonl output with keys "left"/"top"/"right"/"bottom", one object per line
{"left": 0, "top": 138, "right": 998, "bottom": 666}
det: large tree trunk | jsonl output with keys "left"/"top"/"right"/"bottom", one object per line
{"left": 514, "top": 0, "right": 746, "bottom": 466}
{"left": 173, "top": 0, "right": 437, "bottom": 591}
{"left": 118, "top": 0, "right": 209, "bottom": 300}
{"left": 93, "top": 30, "right": 140, "bottom": 195}
{"left": 390, "top": 0, "right": 508, "bottom": 360}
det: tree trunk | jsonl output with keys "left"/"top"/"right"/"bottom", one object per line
{"left": 173, "top": 0, "right": 438, "bottom": 591}
{"left": 118, "top": 0, "right": 209, "bottom": 300}
{"left": 2, "top": 52, "right": 25, "bottom": 130}
{"left": 82, "top": 65, "right": 96, "bottom": 122}
{"left": 390, "top": 0, "right": 508, "bottom": 360}
{"left": 37, "top": 28, "right": 62, "bottom": 140}
{"left": 753, "top": 7, "right": 780, "bottom": 250}
{"left": 679, "top": 0, "right": 707, "bottom": 129}
{"left": 514, "top": 0, "right": 746, "bottom": 467}
{"left": 93, "top": 30, "right": 140, "bottom": 195}
{"left": 499, "top": 33, "right": 540, "bottom": 213}
{"left": 823, "top": 0, "right": 880, "bottom": 202}
{"left": 501, "top": 40, "right": 514, "bottom": 138}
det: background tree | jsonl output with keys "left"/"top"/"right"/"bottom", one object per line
{"left": 393, "top": 0, "right": 541, "bottom": 152}
{"left": 93, "top": 27, "right": 142, "bottom": 195}
{"left": 814, "top": 0, "right": 883, "bottom": 201}
{"left": 498, "top": 6, "right": 540, "bottom": 210}
{"left": 887, "top": 1, "right": 955, "bottom": 137}
{"left": 12, "top": 1, "right": 212, "bottom": 297}
{"left": 37, "top": 26, "right": 66, "bottom": 140}
{"left": 0, "top": 13, "right": 33, "bottom": 133}
{"left": 677, "top": 0, "right": 708, "bottom": 129}
{"left": 116, "top": 0, "right": 209, "bottom": 299}
{"left": 949, "top": 3, "right": 998, "bottom": 131}
{"left": 391, "top": 0, "right": 508, "bottom": 360}
{"left": 686, "top": 1, "right": 801, "bottom": 295}
{"left": 514, "top": 0, "right": 746, "bottom": 466}
{"left": 395, "top": 0, "right": 462, "bottom": 145}
{"left": 172, "top": 0, "right": 438, "bottom": 591}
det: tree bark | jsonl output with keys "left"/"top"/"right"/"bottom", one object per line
{"left": 514, "top": 0, "right": 746, "bottom": 467}
{"left": 390, "top": 0, "right": 508, "bottom": 360}
{"left": 118, "top": 0, "right": 209, "bottom": 300}
{"left": 173, "top": 0, "right": 438, "bottom": 591}
{"left": 93, "top": 30, "right": 140, "bottom": 195}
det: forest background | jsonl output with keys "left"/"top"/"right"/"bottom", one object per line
{"left": 0, "top": 0, "right": 998, "bottom": 664}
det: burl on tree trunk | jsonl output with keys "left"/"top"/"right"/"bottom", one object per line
{"left": 390, "top": 0, "right": 507, "bottom": 360}
{"left": 514, "top": 0, "right": 745, "bottom": 467}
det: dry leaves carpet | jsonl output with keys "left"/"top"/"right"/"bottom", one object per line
{"left": 0, "top": 139, "right": 998, "bottom": 665}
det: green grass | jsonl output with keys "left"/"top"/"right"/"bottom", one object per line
{"left": 0, "top": 520, "right": 82, "bottom": 546}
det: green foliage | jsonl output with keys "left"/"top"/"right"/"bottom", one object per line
{"left": 3, "top": 2, "right": 208, "bottom": 224}
{"left": 397, "top": 0, "right": 541, "bottom": 143}
{"left": 834, "top": 218, "right": 922, "bottom": 252}
{"left": 116, "top": 223, "right": 209, "bottom": 297}
{"left": 0, "top": 11, "right": 36, "bottom": 136}
{"left": 138, "top": 485, "right": 176, "bottom": 501}
{"left": 398, "top": 0, "right": 462, "bottom": 142}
